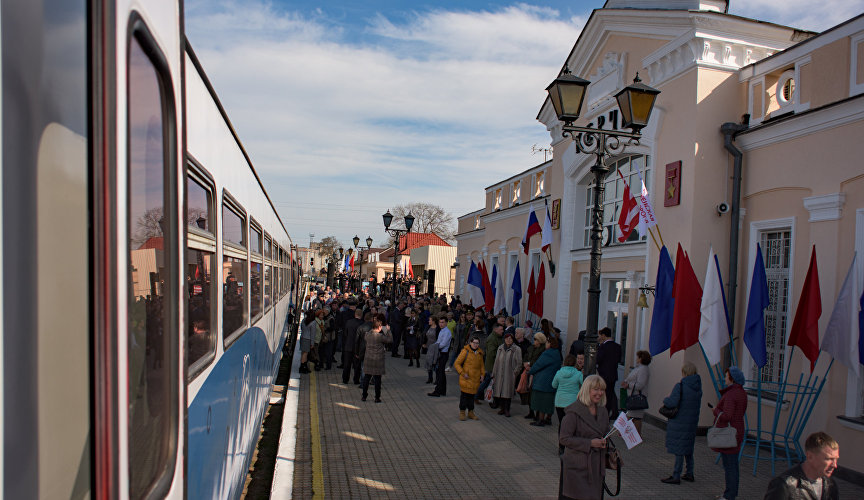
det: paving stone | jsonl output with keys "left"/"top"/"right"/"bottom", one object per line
{"left": 292, "top": 357, "right": 864, "bottom": 499}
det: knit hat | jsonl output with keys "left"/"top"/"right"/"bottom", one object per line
{"left": 727, "top": 366, "right": 745, "bottom": 386}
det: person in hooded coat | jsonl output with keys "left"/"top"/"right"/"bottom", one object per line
{"left": 358, "top": 313, "right": 393, "bottom": 403}
{"left": 453, "top": 335, "right": 485, "bottom": 421}
{"left": 559, "top": 374, "right": 610, "bottom": 500}
{"left": 661, "top": 361, "right": 703, "bottom": 485}
{"left": 552, "top": 354, "right": 584, "bottom": 427}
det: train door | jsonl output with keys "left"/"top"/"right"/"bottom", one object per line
{"left": 93, "top": 1, "right": 185, "bottom": 498}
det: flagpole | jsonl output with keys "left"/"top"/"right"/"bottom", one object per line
{"left": 655, "top": 224, "right": 666, "bottom": 248}
{"left": 646, "top": 227, "right": 661, "bottom": 252}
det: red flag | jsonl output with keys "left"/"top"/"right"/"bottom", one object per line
{"left": 479, "top": 261, "right": 494, "bottom": 312}
{"left": 670, "top": 244, "right": 703, "bottom": 355}
{"left": 788, "top": 246, "right": 822, "bottom": 372}
{"left": 526, "top": 268, "right": 536, "bottom": 315}
{"left": 617, "top": 170, "right": 639, "bottom": 242}
{"left": 533, "top": 261, "right": 546, "bottom": 317}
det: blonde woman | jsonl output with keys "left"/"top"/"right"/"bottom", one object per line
{"left": 559, "top": 375, "right": 609, "bottom": 500}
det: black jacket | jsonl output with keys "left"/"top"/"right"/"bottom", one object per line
{"left": 343, "top": 317, "right": 363, "bottom": 351}
{"left": 596, "top": 339, "right": 621, "bottom": 384}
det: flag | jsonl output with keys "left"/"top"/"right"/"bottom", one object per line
{"left": 788, "top": 246, "right": 822, "bottom": 372}
{"left": 670, "top": 244, "right": 703, "bottom": 355}
{"left": 491, "top": 264, "right": 498, "bottom": 301}
{"left": 522, "top": 210, "right": 542, "bottom": 255}
{"left": 649, "top": 245, "right": 675, "bottom": 356}
{"left": 405, "top": 256, "right": 413, "bottom": 278}
{"left": 531, "top": 262, "right": 546, "bottom": 317}
{"left": 699, "top": 248, "right": 729, "bottom": 366}
{"left": 744, "top": 243, "right": 770, "bottom": 367}
{"left": 466, "top": 261, "right": 485, "bottom": 308}
{"left": 479, "top": 261, "right": 494, "bottom": 312}
{"left": 349, "top": 253, "right": 355, "bottom": 272}
{"left": 821, "top": 255, "right": 859, "bottom": 375}
{"left": 526, "top": 268, "right": 536, "bottom": 315}
{"left": 632, "top": 160, "right": 657, "bottom": 234}
{"left": 494, "top": 264, "right": 507, "bottom": 314}
{"left": 511, "top": 261, "right": 523, "bottom": 317}
{"left": 542, "top": 200, "right": 553, "bottom": 252}
{"left": 617, "top": 170, "right": 639, "bottom": 242}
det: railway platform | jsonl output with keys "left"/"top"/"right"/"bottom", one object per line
{"left": 271, "top": 340, "right": 864, "bottom": 499}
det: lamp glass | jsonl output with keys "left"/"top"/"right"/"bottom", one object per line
{"left": 382, "top": 210, "right": 393, "bottom": 229}
{"left": 404, "top": 213, "right": 415, "bottom": 231}
{"left": 366, "top": 236, "right": 373, "bottom": 248}
{"left": 546, "top": 70, "right": 590, "bottom": 122}
{"left": 614, "top": 75, "right": 660, "bottom": 132}
{"left": 353, "top": 235, "right": 360, "bottom": 247}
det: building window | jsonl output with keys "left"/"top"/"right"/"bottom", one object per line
{"left": 755, "top": 229, "right": 792, "bottom": 386}
{"left": 583, "top": 155, "right": 651, "bottom": 247}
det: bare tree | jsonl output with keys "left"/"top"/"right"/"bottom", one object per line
{"left": 316, "top": 236, "right": 342, "bottom": 261}
{"left": 386, "top": 202, "right": 456, "bottom": 246}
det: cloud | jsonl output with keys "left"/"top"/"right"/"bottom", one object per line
{"left": 185, "top": 1, "right": 585, "bottom": 245}
{"left": 728, "top": 0, "right": 864, "bottom": 32}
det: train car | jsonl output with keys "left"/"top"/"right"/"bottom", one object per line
{"left": 1, "top": 1, "right": 300, "bottom": 498}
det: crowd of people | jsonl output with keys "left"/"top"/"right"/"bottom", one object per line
{"left": 296, "top": 285, "right": 843, "bottom": 500}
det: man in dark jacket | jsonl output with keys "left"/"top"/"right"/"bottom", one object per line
{"left": 569, "top": 330, "right": 586, "bottom": 356}
{"left": 595, "top": 327, "right": 621, "bottom": 417}
{"left": 389, "top": 302, "right": 405, "bottom": 357}
{"left": 353, "top": 312, "right": 374, "bottom": 384}
{"left": 764, "top": 432, "right": 839, "bottom": 500}
{"left": 342, "top": 309, "right": 364, "bottom": 384}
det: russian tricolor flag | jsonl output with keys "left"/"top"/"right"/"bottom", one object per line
{"left": 522, "top": 210, "right": 542, "bottom": 255}
{"left": 466, "top": 261, "right": 485, "bottom": 308}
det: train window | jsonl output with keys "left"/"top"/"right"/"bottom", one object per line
{"left": 250, "top": 260, "right": 262, "bottom": 319}
{"left": 264, "top": 264, "right": 272, "bottom": 311}
{"left": 250, "top": 224, "right": 262, "bottom": 256}
{"left": 222, "top": 254, "right": 248, "bottom": 338}
{"left": 264, "top": 234, "right": 272, "bottom": 260}
{"left": 187, "top": 175, "right": 211, "bottom": 233}
{"left": 185, "top": 167, "right": 216, "bottom": 376}
{"left": 126, "top": 30, "right": 177, "bottom": 499}
{"left": 222, "top": 204, "right": 245, "bottom": 247}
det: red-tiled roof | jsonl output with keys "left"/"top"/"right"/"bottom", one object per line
{"left": 397, "top": 232, "right": 450, "bottom": 255}
{"left": 138, "top": 236, "right": 164, "bottom": 250}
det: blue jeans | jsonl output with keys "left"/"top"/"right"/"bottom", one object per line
{"left": 448, "top": 348, "right": 459, "bottom": 367}
{"left": 672, "top": 454, "right": 693, "bottom": 479}
{"left": 721, "top": 453, "right": 739, "bottom": 500}
{"left": 476, "top": 373, "right": 492, "bottom": 399}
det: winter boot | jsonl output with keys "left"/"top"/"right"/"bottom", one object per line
{"left": 459, "top": 410, "right": 466, "bottom": 421}
{"left": 408, "top": 359, "right": 414, "bottom": 367}
{"left": 467, "top": 410, "right": 479, "bottom": 420}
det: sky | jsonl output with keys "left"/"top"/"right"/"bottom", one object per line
{"left": 184, "top": 0, "right": 864, "bottom": 250}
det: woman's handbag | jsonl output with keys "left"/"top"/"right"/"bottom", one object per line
{"left": 658, "top": 383, "right": 682, "bottom": 419}
{"left": 707, "top": 412, "right": 738, "bottom": 449}
{"left": 484, "top": 381, "right": 495, "bottom": 403}
{"left": 516, "top": 369, "right": 530, "bottom": 394}
{"left": 625, "top": 389, "right": 649, "bottom": 411}
{"left": 603, "top": 438, "right": 622, "bottom": 497}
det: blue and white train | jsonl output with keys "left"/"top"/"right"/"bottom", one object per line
{"left": 1, "top": 1, "right": 300, "bottom": 498}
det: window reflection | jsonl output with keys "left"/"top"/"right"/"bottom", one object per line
{"left": 223, "top": 255, "right": 247, "bottom": 335}
{"left": 127, "top": 35, "right": 171, "bottom": 499}
{"left": 264, "top": 265, "right": 272, "bottom": 310}
{"left": 250, "top": 227, "right": 262, "bottom": 255}
{"left": 222, "top": 205, "right": 245, "bottom": 247}
{"left": 188, "top": 177, "right": 210, "bottom": 232}
{"left": 250, "top": 261, "right": 262, "bottom": 318}
{"left": 187, "top": 249, "right": 214, "bottom": 365}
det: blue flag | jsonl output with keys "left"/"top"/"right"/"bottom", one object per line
{"left": 511, "top": 261, "right": 522, "bottom": 317}
{"left": 744, "top": 243, "right": 770, "bottom": 368}
{"left": 649, "top": 245, "right": 675, "bottom": 356}
{"left": 466, "top": 261, "right": 485, "bottom": 308}
{"left": 491, "top": 264, "right": 498, "bottom": 300}
{"left": 859, "top": 283, "right": 864, "bottom": 367}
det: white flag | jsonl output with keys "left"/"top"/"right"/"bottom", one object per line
{"left": 699, "top": 247, "right": 729, "bottom": 366}
{"left": 821, "top": 254, "right": 859, "bottom": 375}
{"left": 612, "top": 412, "right": 628, "bottom": 436}
{"left": 620, "top": 418, "right": 643, "bottom": 449}
{"left": 632, "top": 161, "right": 657, "bottom": 234}
{"left": 494, "top": 264, "right": 507, "bottom": 314}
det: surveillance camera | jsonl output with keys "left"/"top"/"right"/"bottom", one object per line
{"left": 716, "top": 202, "right": 730, "bottom": 215}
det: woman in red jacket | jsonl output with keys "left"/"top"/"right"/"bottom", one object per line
{"left": 711, "top": 366, "right": 747, "bottom": 500}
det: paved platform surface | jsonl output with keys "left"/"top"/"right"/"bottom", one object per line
{"left": 290, "top": 354, "right": 864, "bottom": 499}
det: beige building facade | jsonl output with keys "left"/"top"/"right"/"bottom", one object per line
{"left": 458, "top": 0, "right": 864, "bottom": 476}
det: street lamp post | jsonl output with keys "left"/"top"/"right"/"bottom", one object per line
{"left": 546, "top": 68, "right": 659, "bottom": 376}
{"left": 382, "top": 210, "right": 415, "bottom": 308}
{"left": 354, "top": 235, "right": 373, "bottom": 294}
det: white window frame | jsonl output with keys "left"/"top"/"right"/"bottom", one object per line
{"left": 744, "top": 217, "right": 796, "bottom": 389}
{"left": 849, "top": 32, "right": 864, "bottom": 97}
{"left": 846, "top": 208, "right": 864, "bottom": 417}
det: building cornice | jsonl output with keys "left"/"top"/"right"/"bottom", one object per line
{"left": 803, "top": 193, "right": 845, "bottom": 222}
{"left": 570, "top": 241, "right": 647, "bottom": 262}
{"left": 455, "top": 228, "right": 485, "bottom": 241}
{"left": 482, "top": 195, "right": 550, "bottom": 224}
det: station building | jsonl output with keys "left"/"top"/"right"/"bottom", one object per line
{"left": 456, "top": 0, "right": 864, "bottom": 475}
